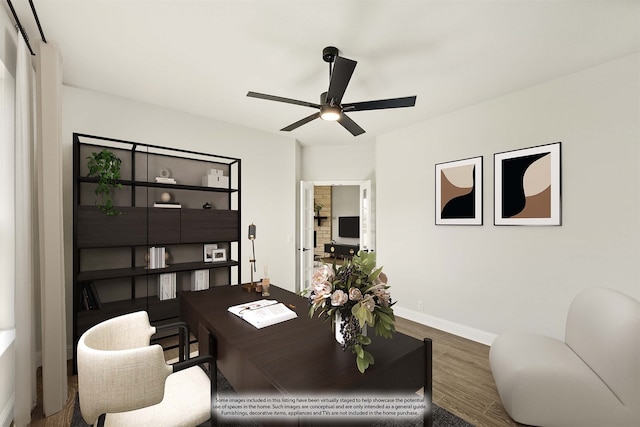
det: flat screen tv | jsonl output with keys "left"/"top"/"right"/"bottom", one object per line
{"left": 338, "top": 216, "right": 359, "bottom": 238}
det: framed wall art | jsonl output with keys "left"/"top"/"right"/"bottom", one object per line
{"left": 494, "top": 142, "right": 561, "bottom": 226}
{"left": 435, "top": 156, "right": 483, "bottom": 225}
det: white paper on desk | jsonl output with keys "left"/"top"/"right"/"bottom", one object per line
{"left": 228, "top": 299, "right": 297, "bottom": 329}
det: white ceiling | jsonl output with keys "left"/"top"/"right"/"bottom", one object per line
{"left": 6, "top": 0, "right": 639, "bottom": 147}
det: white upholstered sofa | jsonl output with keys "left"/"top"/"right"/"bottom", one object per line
{"left": 490, "top": 287, "right": 640, "bottom": 427}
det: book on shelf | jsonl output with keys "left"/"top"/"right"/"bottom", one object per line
{"left": 81, "top": 287, "right": 90, "bottom": 311}
{"left": 155, "top": 177, "right": 176, "bottom": 184}
{"left": 153, "top": 202, "right": 182, "bottom": 208}
{"left": 158, "top": 272, "right": 176, "bottom": 300}
{"left": 80, "top": 282, "right": 101, "bottom": 310}
{"left": 227, "top": 299, "right": 297, "bottom": 329}
{"left": 190, "top": 269, "right": 209, "bottom": 291}
{"left": 148, "top": 247, "right": 167, "bottom": 269}
{"left": 88, "top": 282, "right": 101, "bottom": 309}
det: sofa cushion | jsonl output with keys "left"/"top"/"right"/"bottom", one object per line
{"left": 565, "top": 287, "right": 640, "bottom": 409}
{"left": 490, "top": 332, "right": 633, "bottom": 426}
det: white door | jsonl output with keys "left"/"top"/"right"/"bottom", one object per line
{"left": 299, "top": 181, "right": 315, "bottom": 292}
{"left": 360, "top": 180, "right": 373, "bottom": 252}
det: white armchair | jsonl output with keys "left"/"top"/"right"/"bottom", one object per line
{"left": 490, "top": 287, "right": 640, "bottom": 427}
{"left": 77, "top": 311, "right": 216, "bottom": 426}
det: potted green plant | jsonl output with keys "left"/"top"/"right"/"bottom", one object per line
{"left": 86, "top": 149, "right": 123, "bottom": 216}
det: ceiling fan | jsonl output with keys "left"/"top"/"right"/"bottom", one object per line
{"left": 247, "top": 46, "right": 417, "bottom": 137}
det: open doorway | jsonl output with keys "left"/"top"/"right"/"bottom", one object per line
{"left": 299, "top": 180, "right": 373, "bottom": 292}
{"left": 313, "top": 184, "right": 359, "bottom": 264}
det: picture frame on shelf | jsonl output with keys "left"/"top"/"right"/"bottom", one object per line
{"left": 435, "top": 156, "right": 483, "bottom": 225}
{"left": 494, "top": 142, "right": 561, "bottom": 226}
{"left": 203, "top": 243, "right": 218, "bottom": 262}
{"left": 211, "top": 248, "right": 227, "bottom": 263}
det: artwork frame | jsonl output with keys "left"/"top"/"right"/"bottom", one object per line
{"left": 210, "top": 248, "right": 227, "bottom": 263}
{"left": 203, "top": 243, "right": 218, "bottom": 262}
{"left": 494, "top": 142, "right": 561, "bottom": 226}
{"left": 435, "top": 156, "right": 483, "bottom": 225}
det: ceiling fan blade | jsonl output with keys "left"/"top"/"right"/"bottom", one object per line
{"left": 337, "top": 113, "right": 365, "bottom": 136}
{"left": 247, "top": 91, "right": 320, "bottom": 109}
{"left": 281, "top": 112, "right": 321, "bottom": 132}
{"left": 343, "top": 96, "right": 417, "bottom": 111}
{"left": 326, "top": 56, "right": 357, "bottom": 104}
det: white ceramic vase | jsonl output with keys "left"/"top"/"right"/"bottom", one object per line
{"left": 335, "top": 311, "right": 366, "bottom": 345}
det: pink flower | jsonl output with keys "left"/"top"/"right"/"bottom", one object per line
{"left": 311, "top": 265, "right": 334, "bottom": 293}
{"left": 349, "top": 287, "right": 363, "bottom": 301}
{"left": 314, "top": 283, "right": 332, "bottom": 298}
{"left": 312, "top": 284, "right": 331, "bottom": 306}
{"left": 331, "top": 290, "right": 348, "bottom": 306}
{"left": 361, "top": 297, "right": 376, "bottom": 312}
{"left": 375, "top": 288, "right": 391, "bottom": 306}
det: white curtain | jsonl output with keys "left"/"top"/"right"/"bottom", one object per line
{"left": 13, "top": 29, "right": 37, "bottom": 426}
{"left": 35, "top": 39, "right": 67, "bottom": 417}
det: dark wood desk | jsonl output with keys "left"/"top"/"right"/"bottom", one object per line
{"left": 180, "top": 285, "right": 425, "bottom": 394}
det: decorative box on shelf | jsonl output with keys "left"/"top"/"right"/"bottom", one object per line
{"left": 202, "top": 168, "right": 229, "bottom": 188}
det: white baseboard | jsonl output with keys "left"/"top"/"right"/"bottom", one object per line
{"left": 0, "top": 330, "right": 15, "bottom": 358}
{"left": 394, "top": 306, "right": 497, "bottom": 346}
{"left": 0, "top": 393, "right": 14, "bottom": 427}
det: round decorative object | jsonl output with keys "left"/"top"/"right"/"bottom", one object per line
{"left": 159, "top": 168, "right": 171, "bottom": 178}
{"left": 160, "top": 192, "right": 171, "bottom": 203}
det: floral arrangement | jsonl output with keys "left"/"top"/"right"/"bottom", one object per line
{"left": 302, "top": 251, "right": 395, "bottom": 373}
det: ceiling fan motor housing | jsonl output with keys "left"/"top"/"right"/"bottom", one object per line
{"left": 320, "top": 104, "right": 341, "bottom": 121}
{"left": 322, "top": 46, "right": 339, "bottom": 63}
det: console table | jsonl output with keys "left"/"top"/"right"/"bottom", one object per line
{"left": 324, "top": 243, "right": 360, "bottom": 258}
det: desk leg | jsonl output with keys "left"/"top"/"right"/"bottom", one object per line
{"left": 424, "top": 338, "right": 433, "bottom": 427}
{"left": 209, "top": 333, "right": 218, "bottom": 427}
{"left": 198, "top": 323, "right": 211, "bottom": 358}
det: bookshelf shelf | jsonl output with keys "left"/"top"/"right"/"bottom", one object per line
{"left": 77, "top": 176, "right": 239, "bottom": 193}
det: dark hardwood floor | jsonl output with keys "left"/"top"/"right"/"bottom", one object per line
{"left": 25, "top": 317, "right": 522, "bottom": 427}
{"left": 395, "top": 317, "right": 525, "bottom": 427}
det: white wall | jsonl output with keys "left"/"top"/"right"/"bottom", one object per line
{"left": 301, "top": 143, "right": 375, "bottom": 182}
{"left": 376, "top": 54, "right": 640, "bottom": 343}
{"left": 332, "top": 185, "right": 360, "bottom": 244}
{"left": 62, "top": 86, "right": 299, "bottom": 344}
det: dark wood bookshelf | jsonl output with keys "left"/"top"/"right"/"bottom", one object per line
{"left": 72, "top": 133, "right": 242, "bottom": 372}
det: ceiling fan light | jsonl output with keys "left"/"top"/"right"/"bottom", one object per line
{"left": 320, "top": 105, "right": 341, "bottom": 121}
